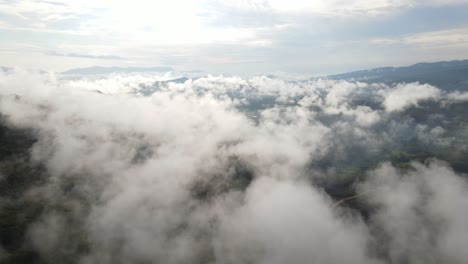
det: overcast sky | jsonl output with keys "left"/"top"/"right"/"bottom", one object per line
{"left": 1, "top": 0, "right": 468, "bottom": 75}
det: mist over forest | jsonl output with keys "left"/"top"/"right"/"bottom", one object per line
{"left": 1, "top": 65, "right": 467, "bottom": 264}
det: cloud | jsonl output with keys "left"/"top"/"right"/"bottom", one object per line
{"left": 0, "top": 70, "right": 467, "bottom": 263}
{"left": 371, "top": 27, "right": 468, "bottom": 48}
{"left": 47, "top": 51, "right": 125, "bottom": 60}
{"left": 211, "top": 0, "right": 468, "bottom": 17}
{"left": 216, "top": 177, "right": 376, "bottom": 264}
{"left": 359, "top": 160, "right": 468, "bottom": 263}
{"left": 380, "top": 82, "right": 441, "bottom": 112}
{"left": 446, "top": 91, "right": 468, "bottom": 102}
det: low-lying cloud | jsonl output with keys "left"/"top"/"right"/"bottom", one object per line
{"left": 0, "top": 69, "right": 467, "bottom": 263}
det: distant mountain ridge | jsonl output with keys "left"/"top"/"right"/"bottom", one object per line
{"left": 327, "top": 60, "right": 468, "bottom": 90}
{"left": 7, "top": 60, "right": 468, "bottom": 91}
{"left": 62, "top": 66, "right": 174, "bottom": 75}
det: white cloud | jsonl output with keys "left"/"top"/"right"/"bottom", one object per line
{"left": 446, "top": 91, "right": 468, "bottom": 102}
{"left": 0, "top": 0, "right": 269, "bottom": 45}
{"left": 217, "top": 177, "right": 375, "bottom": 264}
{"left": 371, "top": 27, "right": 468, "bottom": 48}
{"left": 212, "top": 0, "right": 468, "bottom": 16}
{"left": 360, "top": 161, "right": 468, "bottom": 263}
{"left": 381, "top": 83, "right": 441, "bottom": 112}
{"left": 1, "top": 71, "right": 467, "bottom": 263}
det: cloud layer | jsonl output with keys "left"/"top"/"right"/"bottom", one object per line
{"left": 0, "top": 70, "right": 467, "bottom": 263}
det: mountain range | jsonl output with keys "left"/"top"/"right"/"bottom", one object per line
{"left": 2, "top": 60, "right": 468, "bottom": 91}
{"left": 326, "top": 59, "right": 468, "bottom": 90}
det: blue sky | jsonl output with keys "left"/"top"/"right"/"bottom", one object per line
{"left": 1, "top": 0, "right": 468, "bottom": 75}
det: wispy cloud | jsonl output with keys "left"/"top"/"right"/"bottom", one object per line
{"left": 47, "top": 51, "right": 125, "bottom": 60}
{"left": 371, "top": 27, "right": 468, "bottom": 48}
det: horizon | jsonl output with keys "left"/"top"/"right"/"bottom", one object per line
{"left": 3, "top": 58, "right": 468, "bottom": 78}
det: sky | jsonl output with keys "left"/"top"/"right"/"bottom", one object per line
{"left": 1, "top": 0, "right": 468, "bottom": 75}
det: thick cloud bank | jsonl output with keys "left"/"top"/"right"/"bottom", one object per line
{"left": 0, "top": 70, "right": 467, "bottom": 264}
